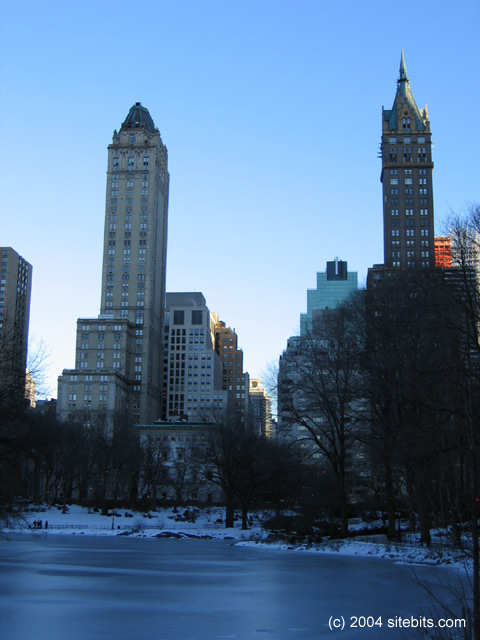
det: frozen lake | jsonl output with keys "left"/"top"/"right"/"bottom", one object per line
{"left": 0, "top": 534, "right": 463, "bottom": 639}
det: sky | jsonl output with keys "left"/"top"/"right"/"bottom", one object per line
{"left": 1, "top": 0, "right": 479, "bottom": 399}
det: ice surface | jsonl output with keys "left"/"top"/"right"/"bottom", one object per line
{"left": 0, "top": 534, "right": 464, "bottom": 640}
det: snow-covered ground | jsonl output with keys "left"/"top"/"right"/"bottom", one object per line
{"left": 4, "top": 503, "right": 467, "bottom": 567}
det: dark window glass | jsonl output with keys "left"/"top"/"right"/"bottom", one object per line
{"left": 173, "top": 310, "right": 184, "bottom": 325}
{"left": 192, "top": 310, "right": 203, "bottom": 325}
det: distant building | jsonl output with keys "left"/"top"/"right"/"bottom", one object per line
{"left": 380, "top": 51, "right": 435, "bottom": 269}
{"left": 435, "top": 236, "right": 452, "bottom": 268}
{"left": 277, "top": 336, "right": 321, "bottom": 457}
{"left": 35, "top": 398, "right": 57, "bottom": 417}
{"left": 57, "top": 103, "right": 169, "bottom": 426}
{"left": 214, "top": 319, "right": 249, "bottom": 421}
{"left": 300, "top": 258, "right": 357, "bottom": 335}
{"left": 136, "top": 421, "right": 222, "bottom": 503}
{"left": 279, "top": 258, "right": 359, "bottom": 454}
{"left": 162, "top": 293, "right": 229, "bottom": 422}
{"left": 0, "top": 247, "right": 32, "bottom": 405}
{"left": 25, "top": 371, "right": 36, "bottom": 407}
{"left": 248, "top": 379, "right": 272, "bottom": 437}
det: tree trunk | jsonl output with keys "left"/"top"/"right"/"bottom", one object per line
{"left": 225, "top": 488, "right": 235, "bottom": 528}
{"left": 338, "top": 472, "right": 349, "bottom": 537}
{"left": 384, "top": 458, "right": 397, "bottom": 539}
{"left": 241, "top": 505, "right": 248, "bottom": 530}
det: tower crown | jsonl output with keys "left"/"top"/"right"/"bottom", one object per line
{"left": 383, "top": 51, "right": 428, "bottom": 132}
{"left": 120, "top": 102, "right": 156, "bottom": 133}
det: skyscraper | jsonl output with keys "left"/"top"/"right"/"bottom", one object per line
{"left": 162, "top": 293, "right": 229, "bottom": 421}
{"left": 381, "top": 51, "right": 435, "bottom": 269}
{"left": 0, "top": 247, "right": 32, "bottom": 407}
{"left": 214, "top": 319, "right": 249, "bottom": 421}
{"left": 300, "top": 258, "right": 358, "bottom": 335}
{"left": 249, "top": 379, "right": 272, "bottom": 437}
{"left": 57, "top": 103, "right": 169, "bottom": 426}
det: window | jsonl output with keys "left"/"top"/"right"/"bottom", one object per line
{"left": 191, "top": 310, "right": 203, "bottom": 325}
{"left": 173, "top": 310, "right": 184, "bottom": 325}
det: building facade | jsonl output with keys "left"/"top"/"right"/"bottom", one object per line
{"left": 381, "top": 51, "right": 435, "bottom": 269}
{"left": 435, "top": 236, "right": 452, "bottom": 268}
{"left": 300, "top": 258, "right": 358, "bottom": 335}
{"left": 0, "top": 247, "right": 33, "bottom": 406}
{"left": 136, "top": 421, "right": 223, "bottom": 504}
{"left": 214, "top": 319, "right": 249, "bottom": 421}
{"left": 57, "top": 103, "right": 169, "bottom": 426}
{"left": 279, "top": 258, "right": 359, "bottom": 451}
{"left": 162, "top": 293, "right": 229, "bottom": 422}
{"left": 248, "top": 378, "right": 272, "bottom": 437}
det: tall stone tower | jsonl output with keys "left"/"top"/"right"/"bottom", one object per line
{"left": 380, "top": 52, "right": 435, "bottom": 269}
{"left": 57, "top": 103, "right": 169, "bottom": 426}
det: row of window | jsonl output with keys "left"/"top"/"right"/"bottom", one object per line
{"left": 389, "top": 177, "right": 428, "bottom": 186}
{"left": 69, "top": 374, "right": 110, "bottom": 382}
{"left": 112, "top": 155, "right": 149, "bottom": 170}
{"left": 173, "top": 310, "right": 204, "bottom": 325}
{"left": 81, "top": 325, "right": 122, "bottom": 332}
{"left": 391, "top": 209, "right": 429, "bottom": 216}
{"left": 391, "top": 229, "right": 431, "bottom": 237}
{"left": 388, "top": 136, "right": 426, "bottom": 144}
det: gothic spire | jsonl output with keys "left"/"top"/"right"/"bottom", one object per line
{"left": 399, "top": 49, "right": 408, "bottom": 82}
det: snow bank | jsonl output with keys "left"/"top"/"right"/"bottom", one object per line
{"left": 4, "top": 504, "right": 467, "bottom": 567}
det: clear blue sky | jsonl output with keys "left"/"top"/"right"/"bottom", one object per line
{"left": 1, "top": 0, "right": 479, "bottom": 398}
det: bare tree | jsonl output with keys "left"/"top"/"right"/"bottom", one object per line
{"left": 139, "top": 435, "right": 170, "bottom": 508}
{"left": 278, "top": 303, "right": 364, "bottom": 536}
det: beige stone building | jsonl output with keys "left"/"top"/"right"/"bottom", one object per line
{"left": 57, "top": 104, "right": 169, "bottom": 426}
{"left": 136, "top": 421, "right": 223, "bottom": 503}
{"left": 214, "top": 319, "right": 249, "bottom": 421}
